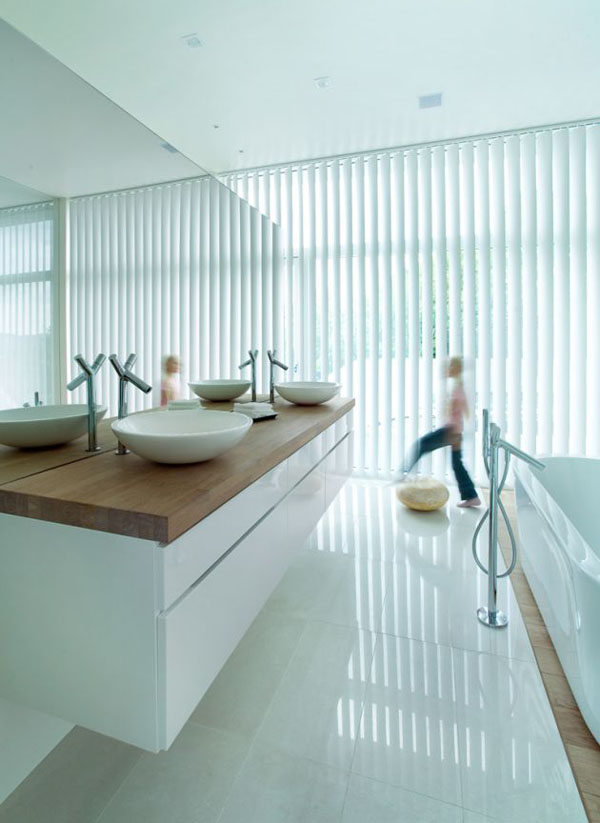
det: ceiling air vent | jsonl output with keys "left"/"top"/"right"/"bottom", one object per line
{"left": 419, "top": 93, "right": 442, "bottom": 109}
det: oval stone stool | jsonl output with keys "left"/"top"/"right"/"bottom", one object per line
{"left": 396, "top": 476, "right": 449, "bottom": 511}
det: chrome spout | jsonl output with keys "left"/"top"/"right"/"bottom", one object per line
{"left": 109, "top": 353, "right": 152, "bottom": 454}
{"left": 267, "top": 349, "right": 288, "bottom": 403}
{"left": 239, "top": 349, "right": 259, "bottom": 401}
{"left": 67, "top": 353, "right": 106, "bottom": 451}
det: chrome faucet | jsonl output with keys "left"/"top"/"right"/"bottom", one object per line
{"left": 267, "top": 349, "right": 288, "bottom": 403}
{"left": 67, "top": 353, "right": 106, "bottom": 452}
{"left": 239, "top": 349, "right": 259, "bottom": 401}
{"left": 23, "top": 391, "right": 43, "bottom": 408}
{"left": 472, "top": 410, "right": 545, "bottom": 629}
{"left": 109, "top": 353, "right": 152, "bottom": 455}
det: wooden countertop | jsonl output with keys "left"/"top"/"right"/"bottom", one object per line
{"left": 0, "top": 418, "right": 117, "bottom": 486}
{"left": 0, "top": 398, "right": 354, "bottom": 543}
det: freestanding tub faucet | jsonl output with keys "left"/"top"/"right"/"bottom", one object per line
{"left": 239, "top": 349, "right": 259, "bottom": 401}
{"left": 472, "top": 409, "right": 545, "bottom": 629}
{"left": 109, "top": 353, "right": 152, "bottom": 454}
{"left": 67, "top": 353, "right": 106, "bottom": 451}
{"left": 267, "top": 349, "right": 288, "bottom": 403}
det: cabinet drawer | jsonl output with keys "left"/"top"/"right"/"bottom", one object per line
{"left": 157, "top": 503, "right": 289, "bottom": 749}
{"left": 156, "top": 461, "right": 288, "bottom": 610}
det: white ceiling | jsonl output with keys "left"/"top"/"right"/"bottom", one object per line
{"left": 0, "top": 175, "right": 50, "bottom": 209}
{"left": 0, "top": 20, "right": 207, "bottom": 198}
{"left": 1, "top": 1, "right": 599, "bottom": 175}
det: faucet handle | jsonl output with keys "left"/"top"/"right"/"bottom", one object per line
{"left": 267, "top": 349, "right": 288, "bottom": 370}
{"left": 110, "top": 353, "right": 151, "bottom": 394}
{"left": 109, "top": 354, "right": 126, "bottom": 378}
{"left": 240, "top": 349, "right": 258, "bottom": 369}
{"left": 126, "top": 369, "right": 152, "bottom": 394}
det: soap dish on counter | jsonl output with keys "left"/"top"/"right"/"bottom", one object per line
{"left": 233, "top": 401, "right": 278, "bottom": 421}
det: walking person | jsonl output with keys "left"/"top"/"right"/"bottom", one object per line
{"left": 401, "top": 357, "right": 481, "bottom": 508}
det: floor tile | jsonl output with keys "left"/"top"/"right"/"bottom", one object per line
{"left": 342, "top": 774, "right": 462, "bottom": 822}
{"left": 351, "top": 633, "right": 462, "bottom": 806}
{"left": 218, "top": 743, "right": 348, "bottom": 823}
{"left": 191, "top": 609, "right": 305, "bottom": 738}
{"left": 265, "top": 551, "right": 389, "bottom": 632}
{"left": 95, "top": 724, "right": 250, "bottom": 823}
{"left": 0, "top": 728, "right": 141, "bottom": 823}
{"left": 449, "top": 574, "right": 535, "bottom": 663}
{"left": 256, "top": 621, "right": 376, "bottom": 771}
{"left": 453, "top": 647, "right": 586, "bottom": 822}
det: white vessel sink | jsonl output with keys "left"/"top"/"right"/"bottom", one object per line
{"left": 112, "top": 409, "right": 252, "bottom": 464}
{"left": 188, "top": 379, "right": 251, "bottom": 402}
{"left": 0, "top": 404, "right": 107, "bottom": 448}
{"left": 275, "top": 381, "right": 341, "bottom": 406}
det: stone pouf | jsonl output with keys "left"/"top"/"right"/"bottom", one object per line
{"left": 396, "top": 476, "right": 449, "bottom": 511}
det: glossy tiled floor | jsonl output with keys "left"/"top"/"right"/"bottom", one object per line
{"left": 1, "top": 479, "right": 587, "bottom": 823}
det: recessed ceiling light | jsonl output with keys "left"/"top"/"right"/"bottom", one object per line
{"left": 181, "top": 33, "right": 203, "bottom": 49}
{"left": 161, "top": 142, "right": 179, "bottom": 153}
{"left": 313, "top": 76, "right": 332, "bottom": 89}
{"left": 419, "top": 92, "right": 442, "bottom": 109}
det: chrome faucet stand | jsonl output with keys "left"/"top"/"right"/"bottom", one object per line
{"left": 473, "top": 409, "right": 545, "bottom": 628}
{"left": 109, "top": 353, "right": 152, "bottom": 454}
{"left": 267, "top": 349, "right": 288, "bottom": 403}
{"left": 239, "top": 349, "right": 259, "bottom": 401}
{"left": 67, "top": 353, "right": 106, "bottom": 452}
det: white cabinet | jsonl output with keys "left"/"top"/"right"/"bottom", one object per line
{"left": 0, "top": 415, "right": 353, "bottom": 754}
{"left": 158, "top": 502, "right": 288, "bottom": 749}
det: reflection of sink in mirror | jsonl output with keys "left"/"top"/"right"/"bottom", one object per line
{"left": 396, "top": 504, "right": 450, "bottom": 538}
{"left": 275, "top": 381, "right": 340, "bottom": 406}
{"left": 0, "top": 405, "right": 107, "bottom": 449}
{"left": 111, "top": 409, "right": 252, "bottom": 464}
{"left": 188, "top": 380, "right": 251, "bottom": 402}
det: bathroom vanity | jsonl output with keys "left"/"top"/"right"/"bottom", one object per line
{"left": 0, "top": 399, "right": 353, "bottom": 754}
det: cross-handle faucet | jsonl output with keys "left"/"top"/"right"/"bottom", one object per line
{"left": 267, "top": 349, "right": 288, "bottom": 403}
{"left": 239, "top": 349, "right": 259, "bottom": 401}
{"left": 109, "top": 353, "right": 152, "bottom": 455}
{"left": 66, "top": 353, "right": 106, "bottom": 452}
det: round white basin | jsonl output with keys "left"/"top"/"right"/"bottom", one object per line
{"left": 0, "top": 404, "right": 107, "bottom": 448}
{"left": 275, "top": 381, "right": 340, "bottom": 406}
{"left": 112, "top": 409, "right": 253, "bottom": 464}
{"left": 188, "top": 380, "right": 251, "bottom": 402}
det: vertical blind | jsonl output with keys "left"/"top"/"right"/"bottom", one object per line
{"left": 223, "top": 122, "right": 600, "bottom": 477}
{"left": 0, "top": 201, "right": 57, "bottom": 409}
{"left": 68, "top": 176, "right": 282, "bottom": 415}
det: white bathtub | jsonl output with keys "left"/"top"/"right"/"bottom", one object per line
{"left": 514, "top": 457, "right": 600, "bottom": 743}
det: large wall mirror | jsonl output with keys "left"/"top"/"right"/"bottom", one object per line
{"left": 0, "top": 19, "right": 281, "bottom": 415}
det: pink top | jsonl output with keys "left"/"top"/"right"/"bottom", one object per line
{"left": 446, "top": 382, "right": 468, "bottom": 433}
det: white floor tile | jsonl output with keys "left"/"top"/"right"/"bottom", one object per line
{"left": 265, "top": 550, "right": 390, "bottom": 632}
{"left": 95, "top": 724, "right": 251, "bottom": 823}
{"left": 449, "top": 576, "right": 535, "bottom": 663}
{"left": 218, "top": 743, "right": 348, "bottom": 823}
{"left": 351, "top": 633, "right": 463, "bottom": 806}
{"left": 256, "top": 621, "right": 376, "bottom": 771}
{"left": 191, "top": 609, "right": 306, "bottom": 738}
{"left": 453, "top": 647, "right": 586, "bottom": 822}
{"left": 342, "top": 774, "right": 463, "bottom": 822}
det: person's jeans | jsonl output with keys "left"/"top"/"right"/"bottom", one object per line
{"left": 405, "top": 426, "right": 478, "bottom": 501}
